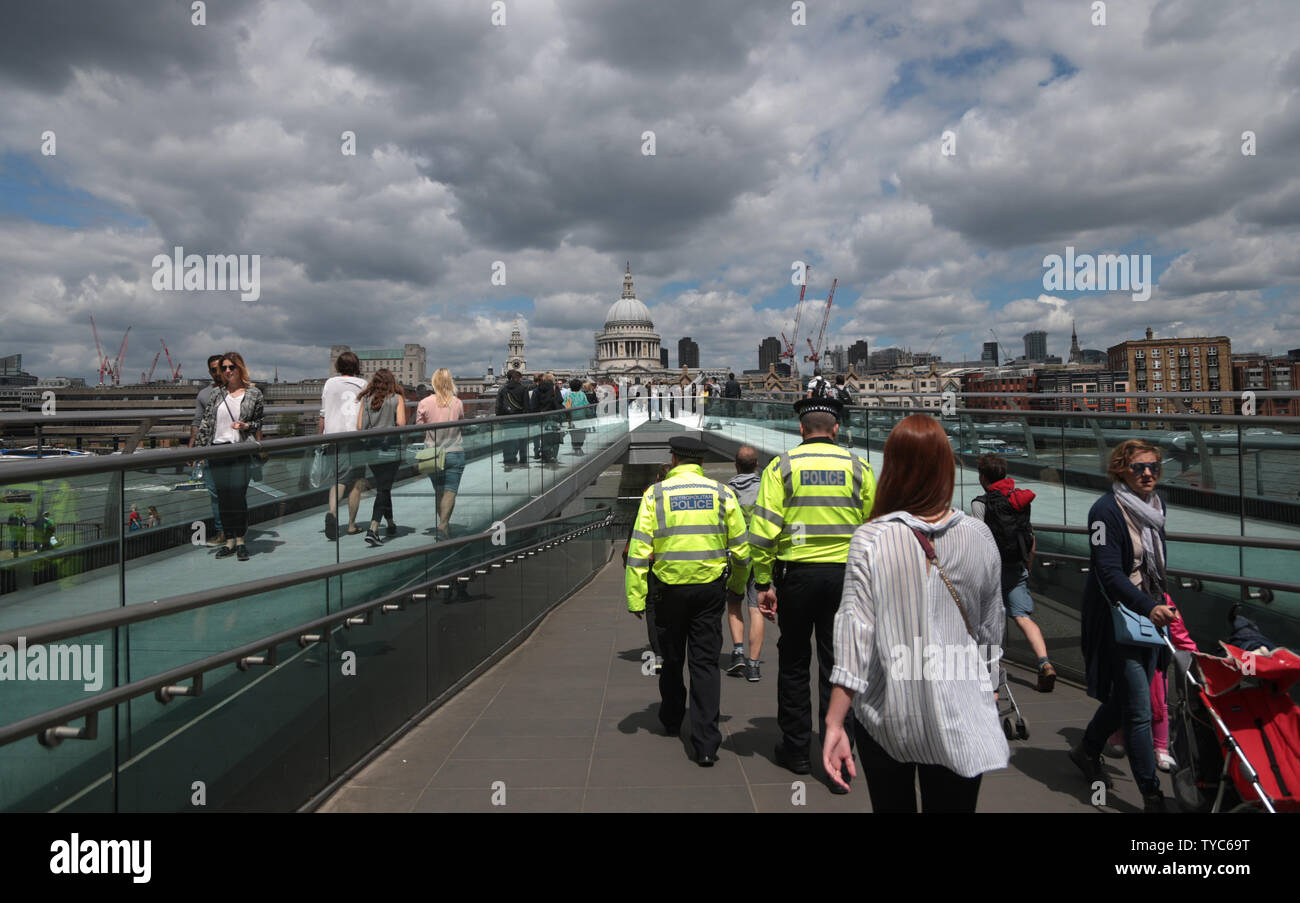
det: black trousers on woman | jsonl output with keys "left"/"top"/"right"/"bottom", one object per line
{"left": 854, "top": 722, "right": 982, "bottom": 813}
{"left": 368, "top": 461, "right": 399, "bottom": 524}
{"left": 210, "top": 455, "right": 251, "bottom": 539}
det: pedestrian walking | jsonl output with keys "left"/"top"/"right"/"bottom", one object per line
{"left": 823, "top": 414, "right": 1007, "bottom": 811}
{"left": 318, "top": 351, "right": 369, "bottom": 540}
{"left": 356, "top": 368, "right": 407, "bottom": 547}
{"left": 189, "top": 354, "right": 226, "bottom": 545}
{"left": 195, "top": 351, "right": 264, "bottom": 561}
{"left": 752, "top": 396, "right": 876, "bottom": 793}
{"left": 625, "top": 437, "right": 750, "bottom": 765}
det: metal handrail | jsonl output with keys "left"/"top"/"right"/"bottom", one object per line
{"left": 0, "top": 403, "right": 604, "bottom": 483}
{"left": 0, "top": 508, "right": 611, "bottom": 648}
{"left": 1033, "top": 549, "right": 1299, "bottom": 597}
{"left": 1032, "top": 523, "right": 1300, "bottom": 553}
{"left": 0, "top": 513, "right": 616, "bottom": 749}
{"left": 721, "top": 397, "right": 1298, "bottom": 427}
{"left": 749, "top": 390, "right": 1298, "bottom": 400}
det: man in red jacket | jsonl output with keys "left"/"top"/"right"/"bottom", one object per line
{"left": 973, "top": 454, "right": 1056, "bottom": 692}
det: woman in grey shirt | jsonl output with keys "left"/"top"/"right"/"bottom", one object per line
{"left": 823, "top": 414, "right": 1007, "bottom": 811}
{"left": 356, "top": 368, "right": 407, "bottom": 547}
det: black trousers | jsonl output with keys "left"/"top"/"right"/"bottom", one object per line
{"left": 854, "top": 722, "right": 982, "bottom": 813}
{"left": 645, "top": 572, "right": 662, "bottom": 657}
{"left": 654, "top": 577, "right": 725, "bottom": 758}
{"left": 368, "top": 461, "right": 399, "bottom": 523}
{"left": 775, "top": 562, "right": 854, "bottom": 754}
{"left": 210, "top": 456, "right": 251, "bottom": 539}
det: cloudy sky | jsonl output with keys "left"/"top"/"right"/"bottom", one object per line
{"left": 2, "top": 0, "right": 1298, "bottom": 383}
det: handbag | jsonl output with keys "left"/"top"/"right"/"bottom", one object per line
{"left": 416, "top": 445, "right": 447, "bottom": 475}
{"left": 1095, "top": 571, "right": 1166, "bottom": 647}
{"left": 911, "top": 528, "right": 977, "bottom": 640}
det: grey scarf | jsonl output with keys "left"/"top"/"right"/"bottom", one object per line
{"left": 1112, "top": 481, "right": 1166, "bottom": 598}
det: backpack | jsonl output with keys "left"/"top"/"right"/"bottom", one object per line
{"left": 979, "top": 490, "right": 1033, "bottom": 567}
{"left": 810, "top": 377, "right": 832, "bottom": 399}
{"left": 836, "top": 385, "right": 854, "bottom": 405}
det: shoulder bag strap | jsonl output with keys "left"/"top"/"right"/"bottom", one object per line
{"left": 911, "top": 528, "right": 976, "bottom": 641}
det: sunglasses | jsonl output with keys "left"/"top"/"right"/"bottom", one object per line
{"left": 220, "top": 364, "right": 238, "bottom": 372}
{"left": 1129, "top": 462, "right": 1161, "bottom": 476}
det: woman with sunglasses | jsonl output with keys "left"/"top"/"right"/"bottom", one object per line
{"left": 1070, "top": 439, "right": 1180, "bottom": 811}
{"left": 195, "top": 352, "right": 264, "bottom": 561}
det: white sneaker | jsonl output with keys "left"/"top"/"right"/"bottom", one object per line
{"left": 1156, "top": 750, "right": 1177, "bottom": 772}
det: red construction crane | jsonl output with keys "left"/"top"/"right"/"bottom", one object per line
{"left": 90, "top": 315, "right": 108, "bottom": 386}
{"left": 160, "top": 339, "right": 181, "bottom": 381}
{"left": 142, "top": 351, "right": 161, "bottom": 384}
{"left": 779, "top": 265, "right": 812, "bottom": 378}
{"left": 112, "top": 326, "right": 131, "bottom": 386}
{"left": 803, "top": 278, "right": 837, "bottom": 368}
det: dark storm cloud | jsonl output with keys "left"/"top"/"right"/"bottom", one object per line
{"left": 306, "top": 0, "right": 503, "bottom": 103}
{"left": 560, "top": 0, "right": 761, "bottom": 76}
{"left": 437, "top": 133, "right": 777, "bottom": 252}
{"left": 0, "top": 0, "right": 258, "bottom": 92}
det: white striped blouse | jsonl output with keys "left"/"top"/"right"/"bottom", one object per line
{"left": 830, "top": 509, "right": 1009, "bottom": 778}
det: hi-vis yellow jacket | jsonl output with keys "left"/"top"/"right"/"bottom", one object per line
{"left": 750, "top": 438, "right": 876, "bottom": 587}
{"left": 625, "top": 463, "right": 750, "bottom": 612}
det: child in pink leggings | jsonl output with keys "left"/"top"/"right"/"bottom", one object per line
{"left": 1106, "top": 596, "right": 1197, "bottom": 770}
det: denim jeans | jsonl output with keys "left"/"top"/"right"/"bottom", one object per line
{"left": 1083, "top": 643, "right": 1159, "bottom": 794}
{"left": 202, "top": 462, "right": 224, "bottom": 535}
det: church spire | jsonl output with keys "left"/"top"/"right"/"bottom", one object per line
{"left": 622, "top": 263, "right": 636, "bottom": 299}
{"left": 1069, "top": 319, "right": 1083, "bottom": 364}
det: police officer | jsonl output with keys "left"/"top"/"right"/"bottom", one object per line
{"left": 626, "top": 436, "right": 749, "bottom": 766}
{"left": 752, "top": 397, "right": 875, "bottom": 790}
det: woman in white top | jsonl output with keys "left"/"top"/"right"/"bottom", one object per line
{"left": 415, "top": 368, "right": 464, "bottom": 540}
{"left": 195, "top": 352, "right": 264, "bottom": 561}
{"left": 823, "top": 414, "right": 1007, "bottom": 811}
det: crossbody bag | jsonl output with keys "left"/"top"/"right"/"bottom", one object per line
{"left": 911, "top": 528, "right": 976, "bottom": 641}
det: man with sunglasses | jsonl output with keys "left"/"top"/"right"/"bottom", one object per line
{"left": 189, "top": 354, "right": 226, "bottom": 545}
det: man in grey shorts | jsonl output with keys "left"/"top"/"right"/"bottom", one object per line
{"left": 725, "top": 445, "right": 765, "bottom": 682}
{"left": 971, "top": 453, "right": 1055, "bottom": 692}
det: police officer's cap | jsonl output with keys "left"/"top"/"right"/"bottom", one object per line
{"left": 793, "top": 397, "right": 844, "bottom": 422}
{"left": 669, "top": 436, "right": 708, "bottom": 459}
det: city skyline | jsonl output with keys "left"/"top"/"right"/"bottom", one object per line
{"left": 1, "top": 2, "right": 1298, "bottom": 384}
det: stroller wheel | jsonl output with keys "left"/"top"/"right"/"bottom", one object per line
{"left": 1016, "top": 719, "right": 1029, "bottom": 740}
{"left": 1002, "top": 717, "right": 1015, "bottom": 741}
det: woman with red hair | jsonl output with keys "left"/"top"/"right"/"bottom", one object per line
{"left": 823, "top": 414, "right": 1008, "bottom": 811}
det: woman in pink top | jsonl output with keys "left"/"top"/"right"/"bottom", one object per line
{"left": 416, "top": 368, "right": 465, "bottom": 540}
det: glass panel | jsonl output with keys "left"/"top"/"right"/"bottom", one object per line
{"left": 329, "top": 569, "right": 428, "bottom": 778}
{"left": 1, "top": 468, "right": 121, "bottom": 625}
{"left": 0, "top": 627, "right": 115, "bottom": 812}
{"left": 117, "top": 624, "right": 329, "bottom": 812}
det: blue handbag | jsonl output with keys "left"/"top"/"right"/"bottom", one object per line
{"left": 1096, "top": 572, "right": 1166, "bottom": 647}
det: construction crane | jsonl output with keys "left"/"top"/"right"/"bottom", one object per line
{"left": 111, "top": 326, "right": 131, "bottom": 386}
{"left": 142, "top": 351, "right": 161, "bottom": 384}
{"left": 989, "top": 328, "right": 1012, "bottom": 364}
{"left": 803, "top": 277, "right": 838, "bottom": 368}
{"left": 160, "top": 339, "right": 181, "bottom": 381}
{"left": 919, "top": 327, "right": 945, "bottom": 366}
{"left": 90, "top": 316, "right": 109, "bottom": 386}
{"left": 779, "top": 265, "right": 811, "bottom": 379}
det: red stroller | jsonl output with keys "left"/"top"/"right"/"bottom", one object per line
{"left": 1167, "top": 636, "right": 1300, "bottom": 813}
